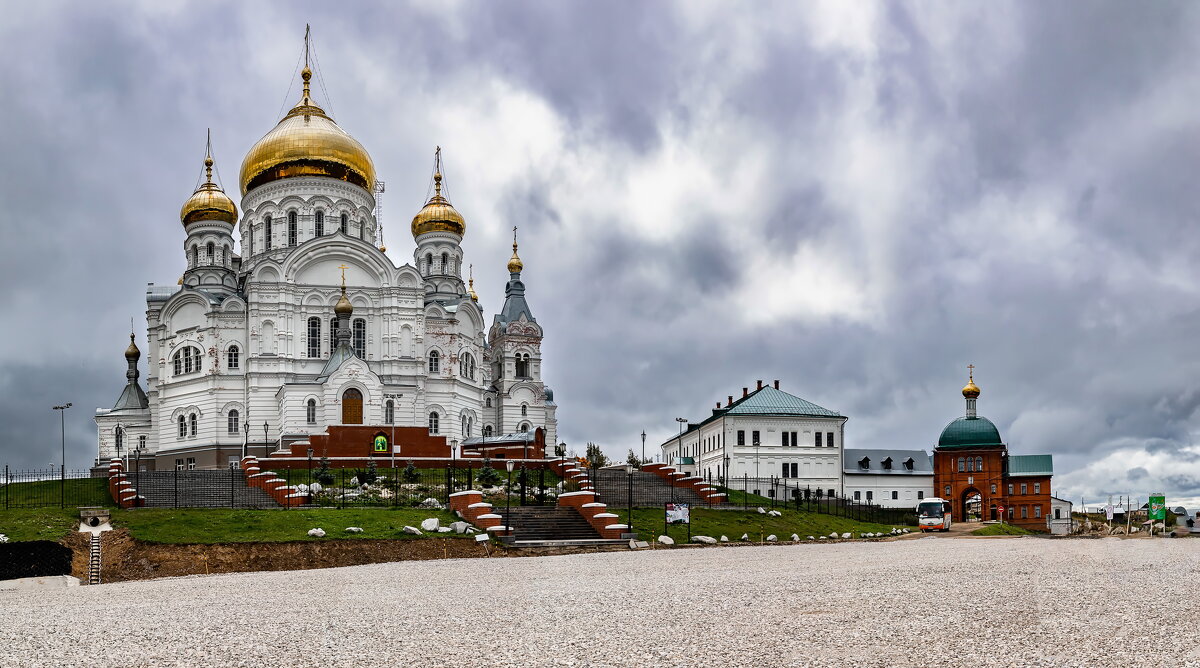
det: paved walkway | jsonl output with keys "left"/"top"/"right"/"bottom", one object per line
{"left": 1, "top": 537, "right": 1197, "bottom": 667}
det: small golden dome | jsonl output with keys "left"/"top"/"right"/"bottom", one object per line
{"left": 124, "top": 333, "right": 140, "bottom": 361}
{"left": 962, "top": 367, "right": 980, "bottom": 399}
{"left": 468, "top": 276, "right": 479, "bottom": 302}
{"left": 181, "top": 155, "right": 237, "bottom": 227}
{"left": 334, "top": 289, "right": 353, "bottom": 315}
{"left": 379, "top": 245, "right": 387, "bottom": 253}
{"left": 507, "top": 227, "right": 523, "bottom": 274}
{"left": 239, "top": 66, "right": 375, "bottom": 196}
{"left": 177, "top": 276, "right": 184, "bottom": 285}
{"left": 411, "top": 170, "right": 466, "bottom": 238}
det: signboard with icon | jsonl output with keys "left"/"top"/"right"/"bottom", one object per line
{"left": 373, "top": 435, "right": 388, "bottom": 453}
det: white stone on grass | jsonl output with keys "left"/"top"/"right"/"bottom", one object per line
{"left": 402, "top": 526, "right": 423, "bottom": 535}
{"left": 719, "top": 535, "right": 729, "bottom": 542}
{"left": 766, "top": 535, "right": 777, "bottom": 542}
{"left": 309, "top": 482, "right": 323, "bottom": 494}
{"left": 829, "top": 532, "right": 838, "bottom": 539}
{"left": 420, "top": 518, "right": 440, "bottom": 532}
{"left": 807, "top": 536, "right": 815, "bottom": 541}
{"left": 692, "top": 535, "right": 717, "bottom": 544}
{"left": 419, "top": 498, "right": 443, "bottom": 509}
{"left": 307, "top": 528, "right": 326, "bottom": 538}
{"left": 438, "top": 527, "right": 452, "bottom": 533}
{"left": 450, "top": 521, "right": 469, "bottom": 534}
{"left": 344, "top": 527, "right": 363, "bottom": 533}
{"left": 740, "top": 533, "right": 750, "bottom": 541}
{"left": 840, "top": 533, "right": 851, "bottom": 539}
{"left": 757, "top": 507, "right": 767, "bottom": 514}
{"left": 657, "top": 535, "right": 675, "bottom": 545}
{"left": 791, "top": 533, "right": 800, "bottom": 542}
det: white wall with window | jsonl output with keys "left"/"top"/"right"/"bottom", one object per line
{"left": 842, "top": 449, "right": 934, "bottom": 508}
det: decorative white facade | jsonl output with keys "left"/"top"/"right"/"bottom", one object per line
{"left": 661, "top": 380, "right": 845, "bottom": 496}
{"left": 94, "top": 60, "right": 556, "bottom": 470}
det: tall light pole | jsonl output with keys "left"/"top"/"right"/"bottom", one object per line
{"left": 675, "top": 418, "right": 687, "bottom": 470}
{"left": 262, "top": 422, "right": 269, "bottom": 458}
{"left": 53, "top": 403, "right": 71, "bottom": 508}
{"left": 384, "top": 393, "right": 402, "bottom": 473}
{"left": 640, "top": 430, "right": 646, "bottom": 469}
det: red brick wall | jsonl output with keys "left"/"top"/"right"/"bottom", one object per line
{"left": 933, "top": 448, "right": 1052, "bottom": 531}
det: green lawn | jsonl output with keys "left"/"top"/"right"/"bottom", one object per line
{"left": 970, "top": 522, "right": 1034, "bottom": 536}
{"left": 622, "top": 507, "right": 907, "bottom": 543}
{"left": 113, "top": 507, "right": 467, "bottom": 544}
{"left": 1, "top": 477, "right": 113, "bottom": 509}
{"left": 0, "top": 508, "right": 82, "bottom": 542}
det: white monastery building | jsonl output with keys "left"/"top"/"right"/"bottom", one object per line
{"left": 661, "top": 380, "right": 846, "bottom": 496}
{"left": 94, "top": 54, "right": 556, "bottom": 470}
{"left": 841, "top": 449, "right": 934, "bottom": 508}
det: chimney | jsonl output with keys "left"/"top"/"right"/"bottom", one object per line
{"left": 727, "top": 395, "right": 733, "bottom": 407}
{"left": 773, "top": 379, "right": 780, "bottom": 390}
{"left": 742, "top": 387, "right": 748, "bottom": 398}
{"left": 757, "top": 380, "right": 763, "bottom": 390}
{"left": 716, "top": 402, "right": 721, "bottom": 409}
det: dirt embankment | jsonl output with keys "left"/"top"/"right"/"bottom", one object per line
{"left": 60, "top": 530, "right": 625, "bottom": 583}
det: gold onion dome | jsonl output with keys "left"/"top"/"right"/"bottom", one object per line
{"left": 334, "top": 289, "right": 354, "bottom": 316}
{"left": 181, "top": 156, "right": 237, "bottom": 227}
{"left": 124, "top": 333, "right": 141, "bottom": 361}
{"left": 507, "top": 228, "right": 523, "bottom": 274}
{"left": 962, "top": 373, "right": 981, "bottom": 399}
{"left": 239, "top": 66, "right": 375, "bottom": 196}
{"left": 411, "top": 170, "right": 466, "bottom": 238}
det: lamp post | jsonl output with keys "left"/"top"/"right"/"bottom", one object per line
{"left": 384, "top": 393, "right": 401, "bottom": 475}
{"left": 262, "top": 422, "right": 269, "bottom": 458}
{"left": 640, "top": 430, "right": 646, "bottom": 469}
{"left": 242, "top": 419, "right": 250, "bottom": 459}
{"left": 506, "top": 459, "right": 516, "bottom": 539}
{"left": 674, "top": 417, "right": 687, "bottom": 470}
{"left": 53, "top": 403, "right": 71, "bottom": 507}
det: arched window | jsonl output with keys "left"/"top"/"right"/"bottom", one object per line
{"left": 358, "top": 221, "right": 365, "bottom": 240}
{"left": 428, "top": 350, "right": 440, "bottom": 373}
{"left": 967, "top": 458, "right": 974, "bottom": 473}
{"left": 173, "top": 351, "right": 182, "bottom": 375}
{"left": 975, "top": 456, "right": 983, "bottom": 471}
{"left": 385, "top": 400, "right": 394, "bottom": 425}
{"left": 307, "top": 317, "right": 321, "bottom": 358}
{"left": 227, "top": 346, "right": 239, "bottom": 370}
{"left": 342, "top": 388, "right": 363, "bottom": 424}
{"left": 189, "top": 413, "right": 198, "bottom": 437}
{"left": 115, "top": 428, "right": 123, "bottom": 451}
{"left": 515, "top": 353, "right": 530, "bottom": 378}
{"left": 957, "top": 457, "right": 965, "bottom": 473}
{"left": 206, "top": 241, "right": 214, "bottom": 262}
{"left": 428, "top": 411, "right": 440, "bottom": 434}
{"left": 329, "top": 318, "right": 338, "bottom": 353}
{"left": 519, "top": 422, "right": 530, "bottom": 432}
{"left": 315, "top": 211, "right": 324, "bottom": 236}
{"left": 340, "top": 213, "right": 348, "bottom": 234}
{"left": 352, "top": 318, "right": 366, "bottom": 358}
{"left": 483, "top": 425, "right": 493, "bottom": 437}
{"left": 306, "top": 399, "right": 316, "bottom": 425}
{"left": 521, "top": 404, "right": 528, "bottom": 417}
{"left": 287, "top": 211, "right": 297, "bottom": 247}
{"left": 485, "top": 397, "right": 492, "bottom": 408}
{"left": 227, "top": 410, "right": 239, "bottom": 434}
{"left": 441, "top": 252, "right": 449, "bottom": 274}
{"left": 264, "top": 215, "right": 272, "bottom": 250}
{"left": 224, "top": 245, "right": 231, "bottom": 268}
{"left": 425, "top": 253, "right": 433, "bottom": 276}
{"left": 177, "top": 415, "right": 186, "bottom": 438}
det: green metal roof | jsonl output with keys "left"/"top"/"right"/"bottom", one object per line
{"left": 723, "top": 386, "right": 840, "bottom": 417}
{"left": 937, "top": 416, "right": 1003, "bottom": 448}
{"left": 1007, "top": 454, "right": 1053, "bottom": 477}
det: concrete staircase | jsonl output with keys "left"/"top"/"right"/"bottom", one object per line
{"left": 497, "top": 506, "right": 619, "bottom": 545}
{"left": 131, "top": 470, "right": 278, "bottom": 508}
{"left": 592, "top": 469, "right": 710, "bottom": 507}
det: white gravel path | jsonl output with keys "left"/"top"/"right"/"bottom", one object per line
{"left": 1, "top": 537, "right": 1197, "bottom": 667}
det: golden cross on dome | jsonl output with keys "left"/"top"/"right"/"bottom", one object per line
{"left": 337, "top": 264, "right": 348, "bottom": 288}
{"left": 512, "top": 225, "right": 518, "bottom": 248}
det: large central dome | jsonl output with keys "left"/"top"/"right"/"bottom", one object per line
{"left": 239, "top": 67, "right": 375, "bottom": 196}
{"left": 937, "top": 416, "right": 1003, "bottom": 449}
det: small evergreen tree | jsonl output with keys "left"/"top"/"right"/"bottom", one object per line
{"left": 402, "top": 460, "right": 421, "bottom": 483}
{"left": 586, "top": 442, "right": 610, "bottom": 469}
{"left": 363, "top": 459, "right": 378, "bottom": 485}
{"left": 476, "top": 459, "right": 502, "bottom": 487}
{"left": 315, "top": 456, "right": 335, "bottom": 486}
{"left": 626, "top": 449, "right": 643, "bottom": 469}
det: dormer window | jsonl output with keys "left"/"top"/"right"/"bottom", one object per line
{"left": 858, "top": 457, "right": 870, "bottom": 470}
{"left": 881, "top": 457, "right": 893, "bottom": 470}
{"left": 903, "top": 457, "right": 915, "bottom": 471}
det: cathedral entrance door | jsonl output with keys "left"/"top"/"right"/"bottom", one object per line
{"left": 342, "top": 388, "right": 363, "bottom": 424}
{"left": 961, "top": 487, "right": 982, "bottom": 522}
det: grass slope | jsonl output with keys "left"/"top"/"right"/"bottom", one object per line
{"left": 623, "top": 507, "right": 905, "bottom": 543}
{"left": 0, "top": 508, "right": 81, "bottom": 542}
{"left": 970, "top": 523, "right": 1034, "bottom": 536}
{"left": 116, "top": 508, "right": 466, "bottom": 544}
{"left": 1, "top": 477, "right": 113, "bottom": 509}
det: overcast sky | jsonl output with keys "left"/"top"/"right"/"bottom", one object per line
{"left": 2, "top": 2, "right": 1198, "bottom": 508}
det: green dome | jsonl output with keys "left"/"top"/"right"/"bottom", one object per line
{"left": 938, "top": 416, "right": 1003, "bottom": 448}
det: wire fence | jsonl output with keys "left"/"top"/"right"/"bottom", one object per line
{"left": 2, "top": 467, "right": 110, "bottom": 509}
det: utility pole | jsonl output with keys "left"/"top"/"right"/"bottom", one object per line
{"left": 52, "top": 403, "right": 72, "bottom": 507}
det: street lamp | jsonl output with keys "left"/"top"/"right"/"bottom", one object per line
{"left": 53, "top": 403, "right": 71, "bottom": 507}
{"left": 242, "top": 419, "right": 250, "bottom": 459}
{"left": 384, "top": 393, "right": 402, "bottom": 475}
{"left": 674, "top": 417, "right": 687, "bottom": 470}
{"left": 640, "top": 430, "right": 646, "bottom": 469}
{"left": 506, "top": 459, "right": 516, "bottom": 539}
{"left": 262, "top": 422, "right": 269, "bottom": 458}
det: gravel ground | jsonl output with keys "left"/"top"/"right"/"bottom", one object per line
{"left": 1, "top": 536, "right": 1197, "bottom": 667}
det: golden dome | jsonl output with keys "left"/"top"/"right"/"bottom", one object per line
{"left": 181, "top": 156, "right": 237, "bottom": 227}
{"left": 239, "top": 67, "right": 375, "bottom": 196}
{"left": 962, "top": 367, "right": 980, "bottom": 399}
{"left": 507, "top": 227, "right": 523, "bottom": 274}
{"left": 124, "top": 333, "right": 141, "bottom": 361}
{"left": 411, "top": 170, "right": 466, "bottom": 238}
{"left": 468, "top": 271, "right": 479, "bottom": 302}
{"left": 334, "top": 289, "right": 353, "bottom": 315}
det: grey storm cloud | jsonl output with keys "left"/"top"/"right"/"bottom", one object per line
{"left": 1, "top": 2, "right": 1199, "bottom": 507}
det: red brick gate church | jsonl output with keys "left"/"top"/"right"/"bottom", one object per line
{"left": 933, "top": 368, "right": 1054, "bottom": 532}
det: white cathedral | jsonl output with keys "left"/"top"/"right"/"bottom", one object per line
{"left": 94, "top": 60, "right": 556, "bottom": 470}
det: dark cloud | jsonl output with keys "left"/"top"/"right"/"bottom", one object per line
{"left": 0, "top": 3, "right": 1198, "bottom": 506}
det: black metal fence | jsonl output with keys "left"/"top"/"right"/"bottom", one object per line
{"left": 2, "top": 467, "right": 110, "bottom": 509}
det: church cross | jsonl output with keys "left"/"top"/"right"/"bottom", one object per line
{"left": 967, "top": 363, "right": 974, "bottom": 380}
{"left": 337, "top": 264, "right": 348, "bottom": 288}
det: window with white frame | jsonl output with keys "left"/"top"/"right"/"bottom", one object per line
{"left": 227, "top": 410, "right": 239, "bottom": 434}
{"left": 177, "top": 415, "right": 186, "bottom": 438}
{"left": 306, "top": 399, "right": 316, "bottom": 425}
{"left": 428, "top": 412, "right": 440, "bottom": 434}
{"left": 385, "top": 400, "right": 394, "bottom": 425}
{"left": 227, "top": 345, "right": 239, "bottom": 369}
{"left": 352, "top": 318, "right": 366, "bottom": 358}
{"left": 315, "top": 210, "right": 324, "bottom": 236}
{"left": 307, "top": 317, "right": 321, "bottom": 358}
{"left": 287, "top": 211, "right": 297, "bottom": 247}
{"left": 428, "top": 350, "right": 440, "bottom": 373}
{"left": 189, "top": 413, "right": 197, "bottom": 437}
